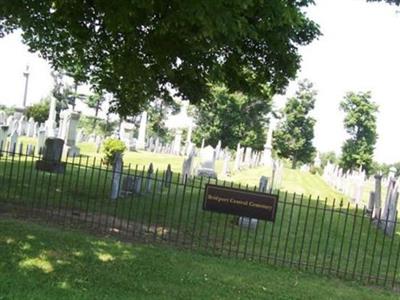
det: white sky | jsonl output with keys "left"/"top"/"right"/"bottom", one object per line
{"left": 0, "top": 0, "right": 399, "bottom": 163}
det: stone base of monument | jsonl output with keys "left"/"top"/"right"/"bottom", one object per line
{"left": 65, "top": 145, "right": 80, "bottom": 157}
{"left": 238, "top": 217, "right": 258, "bottom": 229}
{"left": 36, "top": 160, "right": 66, "bottom": 173}
{"left": 196, "top": 168, "right": 217, "bottom": 179}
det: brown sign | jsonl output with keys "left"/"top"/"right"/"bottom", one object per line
{"left": 203, "top": 184, "right": 278, "bottom": 221}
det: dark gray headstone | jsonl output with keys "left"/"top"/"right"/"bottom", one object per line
{"left": 165, "top": 164, "right": 173, "bottom": 188}
{"left": 35, "top": 138, "right": 66, "bottom": 173}
{"left": 146, "top": 163, "right": 154, "bottom": 193}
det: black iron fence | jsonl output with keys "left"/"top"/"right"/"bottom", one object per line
{"left": 0, "top": 146, "right": 400, "bottom": 289}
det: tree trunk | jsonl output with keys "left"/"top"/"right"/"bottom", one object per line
{"left": 91, "top": 100, "right": 100, "bottom": 131}
{"left": 291, "top": 157, "right": 297, "bottom": 169}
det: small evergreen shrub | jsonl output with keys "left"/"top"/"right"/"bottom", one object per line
{"left": 102, "top": 139, "right": 126, "bottom": 164}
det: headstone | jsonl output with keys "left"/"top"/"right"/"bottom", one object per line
{"left": 110, "top": 152, "right": 123, "bottom": 200}
{"left": 215, "top": 140, "right": 222, "bottom": 160}
{"left": 239, "top": 175, "right": 269, "bottom": 229}
{"left": 234, "top": 143, "right": 241, "bottom": 171}
{"left": 119, "top": 120, "right": 135, "bottom": 150}
{"left": 26, "top": 144, "right": 34, "bottom": 156}
{"left": 185, "top": 124, "right": 193, "bottom": 155}
{"left": 0, "top": 125, "right": 8, "bottom": 152}
{"left": 33, "top": 122, "right": 39, "bottom": 137}
{"left": 221, "top": 152, "right": 231, "bottom": 177}
{"left": 382, "top": 181, "right": 399, "bottom": 236}
{"left": 9, "top": 130, "right": 18, "bottom": 154}
{"left": 164, "top": 164, "right": 173, "bottom": 188}
{"left": 146, "top": 163, "right": 154, "bottom": 193}
{"left": 45, "top": 96, "right": 57, "bottom": 137}
{"left": 172, "top": 129, "right": 182, "bottom": 155}
{"left": 196, "top": 145, "right": 217, "bottom": 178}
{"left": 181, "top": 150, "right": 195, "bottom": 183}
{"left": 0, "top": 111, "right": 6, "bottom": 125}
{"left": 262, "top": 123, "right": 273, "bottom": 166}
{"left": 17, "top": 116, "right": 26, "bottom": 136}
{"left": 244, "top": 147, "right": 252, "bottom": 167}
{"left": 26, "top": 117, "right": 35, "bottom": 137}
{"left": 35, "top": 138, "right": 66, "bottom": 173}
{"left": 37, "top": 127, "right": 46, "bottom": 155}
{"left": 58, "top": 110, "right": 81, "bottom": 157}
{"left": 95, "top": 136, "right": 102, "bottom": 153}
{"left": 6, "top": 116, "right": 14, "bottom": 127}
{"left": 259, "top": 176, "right": 268, "bottom": 193}
{"left": 11, "top": 119, "right": 18, "bottom": 135}
{"left": 372, "top": 174, "right": 382, "bottom": 219}
{"left": 137, "top": 111, "right": 147, "bottom": 150}
{"left": 367, "top": 191, "right": 375, "bottom": 214}
{"left": 314, "top": 152, "right": 321, "bottom": 168}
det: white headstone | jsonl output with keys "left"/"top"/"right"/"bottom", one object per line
{"left": 0, "top": 111, "right": 6, "bottom": 125}
{"left": 0, "top": 125, "right": 9, "bottom": 151}
{"left": 26, "top": 117, "right": 35, "bottom": 137}
{"left": 9, "top": 130, "right": 18, "bottom": 153}
{"left": 235, "top": 143, "right": 241, "bottom": 171}
{"left": 137, "top": 111, "right": 147, "bottom": 150}
{"left": 58, "top": 110, "right": 81, "bottom": 157}
{"left": 197, "top": 145, "right": 217, "bottom": 178}
{"left": 45, "top": 96, "right": 57, "bottom": 137}
{"left": 172, "top": 129, "right": 182, "bottom": 155}
{"left": 119, "top": 120, "right": 135, "bottom": 150}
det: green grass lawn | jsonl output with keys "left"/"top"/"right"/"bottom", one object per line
{"left": 0, "top": 218, "right": 398, "bottom": 300}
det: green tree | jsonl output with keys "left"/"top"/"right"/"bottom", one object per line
{"left": 145, "top": 98, "right": 180, "bottom": 143}
{"left": 320, "top": 151, "right": 338, "bottom": 168}
{"left": 0, "top": 1, "right": 320, "bottom": 116}
{"left": 273, "top": 80, "right": 317, "bottom": 169}
{"left": 0, "top": 105, "right": 16, "bottom": 116}
{"left": 368, "top": 0, "right": 400, "bottom": 4}
{"left": 25, "top": 98, "right": 50, "bottom": 123}
{"left": 192, "top": 85, "right": 271, "bottom": 150}
{"left": 84, "top": 93, "right": 106, "bottom": 130}
{"left": 339, "top": 91, "right": 378, "bottom": 174}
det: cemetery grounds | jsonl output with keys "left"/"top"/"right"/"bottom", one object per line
{"left": 1, "top": 138, "right": 400, "bottom": 298}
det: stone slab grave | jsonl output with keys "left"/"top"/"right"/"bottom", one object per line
{"left": 36, "top": 138, "right": 66, "bottom": 173}
{"left": 196, "top": 145, "right": 217, "bottom": 179}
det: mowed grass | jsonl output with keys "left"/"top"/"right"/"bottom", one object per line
{"left": 1, "top": 152, "right": 400, "bottom": 287}
{"left": 0, "top": 218, "right": 398, "bottom": 300}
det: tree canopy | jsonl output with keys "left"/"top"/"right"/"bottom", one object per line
{"left": 273, "top": 79, "right": 317, "bottom": 169}
{"left": 368, "top": 0, "right": 400, "bottom": 4}
{"left": 339, "top": 91, "right": 378, "bottom": 174}
{"left": 192, "top": 85, "right": 271, "bottom": 150}
{"left": 0, "top": 1, "right": 319, "bottom": 115}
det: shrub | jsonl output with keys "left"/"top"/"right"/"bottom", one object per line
{"left": 309, "top": 166, "right": 322, "bottom": 175}
{"left": 102, "top": 139, "right": 126, "bottom": 164}
{"left": 26, "top": 99, "right": 50, "bottom": 123}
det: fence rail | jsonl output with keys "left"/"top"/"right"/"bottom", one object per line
{"left": 0, "top": 147, "right": 400, "bottom": 289}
